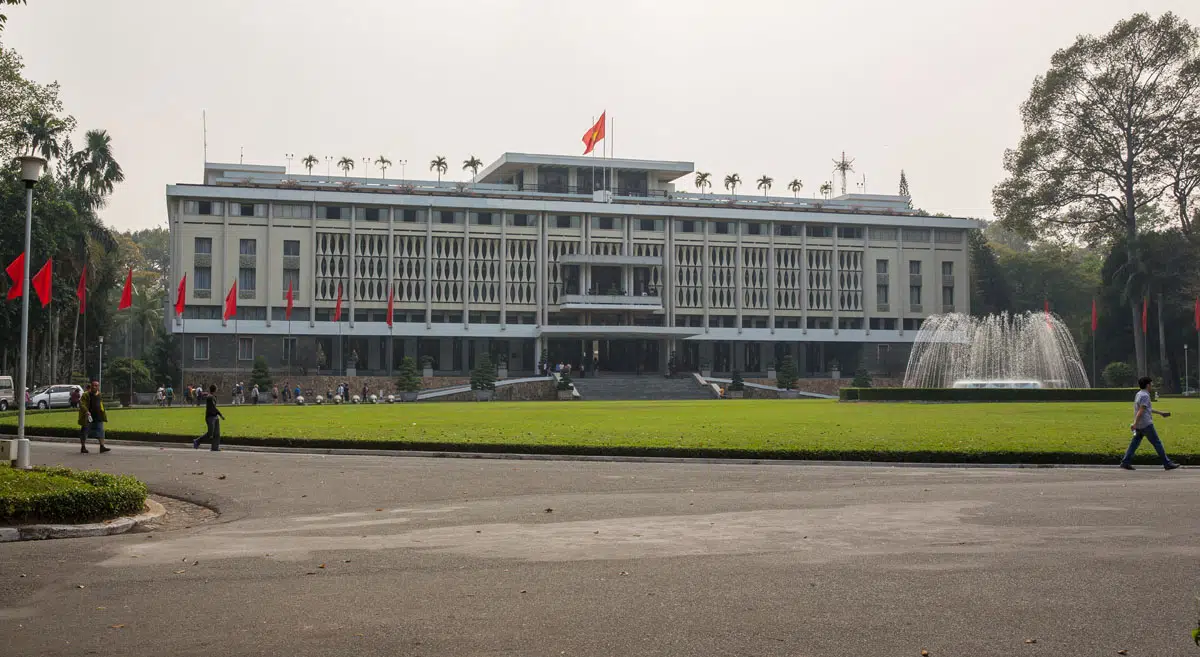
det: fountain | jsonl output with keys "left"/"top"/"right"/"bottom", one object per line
{"left": 903, "top": 312, "right": 1090, "bottom": 389}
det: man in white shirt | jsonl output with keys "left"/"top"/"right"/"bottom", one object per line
{"left": 1120, "top": 376, "right": 1180, "bottom": 471}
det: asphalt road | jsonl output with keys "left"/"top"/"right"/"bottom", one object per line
{"left": 2, "top": 442, "right": 1199, "bottom": 657}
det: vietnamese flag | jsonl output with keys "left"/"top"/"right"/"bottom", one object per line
{"left": 333, "top": 283, "right": 343, "bottom": 322}
{"left": 5, "top": 252, "right": 24, "bottom": 300}
{"left": 1091, "top": 298, "right": 1097, "bottom": 333}
{"left": 117, "top": 267, "right": 133, "bottom": 310}
{"left": 582, "top": 111, "right": 606, "bottom": 155}
{"left": 174, "top": 274, "right": 187, "bottom": 316}
{"left": 31, "top": 259, "right": 52, "bottom": 307}
{"left": 285, "top": 280, "right": 294, "bottom": 321}
{"left": 223, "top": 281, "right": 238, "bottom": 321}
{"left": 386, "top": 285, "right": 394, "bottom": 328}
{"left": 1142, "top": 297, "right": 1148, "bottom": 333}
{"left": 76, "top": 266, "right": 87, "bottom": 314}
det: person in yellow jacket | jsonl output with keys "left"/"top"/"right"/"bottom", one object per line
{"left": 77, "top": 380, "right": 110, "bottom": 454}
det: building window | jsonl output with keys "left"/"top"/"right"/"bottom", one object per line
{"left": 554, "top": 215, "right": 577, "bottom": 229}
{"left": 194, "top": 265, "right": 211, "bottom": 293}
{"left": 806, "top": 317, "right": 833, "bottom": 329}
{"left": 636, "top": 219, "right": 660, "bottom": 231}
{"left": 903, "top": 228, "right": 931, "bottom": 242}
{"left": 510, "top": 213, "right": 532, "bottom": 227}
{"left": 877, "top": 283, "right": 889, "bottom": 305}
{"left": 193, "top": 337, "right": 209, "bottom": 360}
{"left": 745, "top": 223, "right": 763, "bottom": 236}
{"left": 775, "top": 224, "right": 799, "bottom": 237}
{"left": 238, "top": 337, "right": 254, "bottom": 361}
{"left": 941, "top": 261, "right": 953, "bottom": 277}
{"left": 356, "top": 207, "right": 384, "bottom": 221}
{"left": 838, "top": 317, "right": 864, "bottom": 329}
{"left": 876, "top": 259, "right": 888, "bottom": 274}
{"left": 712, "top": 222, "right": 731, "bottom": 235}
{"left": 317, "top": 206, "right": 348, "bottom": 220}
{"left": 942, "top": 285, "right": 954, "bottom": 307}
{"left": 910, "top": 284, "right": 922, "bottom": 306}
{"left": 473, "top": 212, "right": 494, "bottom": 225}
{"left": 439, "top": 210, "right": 456, "bottom": 224}
{"left": 903, "top": 318, "right": 924, "bottom": 331}
{"left": 239, "top": 239, "right": 256, "bottom": 256}
{"left": 870, "top": 318, "right": 897, "bottom": 330}
{"left": 283, "top": 240, "right": 300, "bottom": 257}
{"left": 184, "top": 200, "right": 223, "bottom": 216}
{"left": 282, "top": 337, "right": 297, "bottom": 364}
{"left": 870, "top": 227, "right": 898, "bottom": 241}
{"left": 231, "top": 202, "right": 266, "bottom": 218}
{"left": 595, "top": 216, "right": 615, "bottom": 230}
{"left": 239, "top": 266, "right": 257, "bottom": 292}
{"left": 195, "top": 237, "right": 212, "bottom": 255}
{"left": 837, "top": 226, "right": 863, "bottom": 239}
{"left": 401, "top": 209, "right": 422, "bottom": 223}
{"left": 274, "top": 204, "right": 312, "bottom": 219}
{"left": 282, "top": 266, "right": 299, "bottom": 294}
{"left": 678, "top": 220, "right": 696, "bottom": 233}
{"left": 909, "top": 260, "right": 921, "bottom": 276}
{"left": 806, "top": 225, "right": 831, "bottom": 238}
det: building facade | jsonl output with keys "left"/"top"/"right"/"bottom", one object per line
{"left": 166, "top": 153, "right": 977, "bottom": 380}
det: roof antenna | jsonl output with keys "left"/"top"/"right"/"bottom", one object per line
{"left": 240, "top": 146, "right": 244, "bottom": 164}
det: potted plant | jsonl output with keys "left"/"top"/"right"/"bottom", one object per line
{"left": 396, "top": 356, "right": 422, "bottom": 402}
{"left": 556, "top": 371, "right": 575, "bottom": 400}
{"left": 420, "top": 355, "right": 434, "bottom": 378}
{"left": 830, "top": 359, "right": 841, "bottom": 380}
{"left": 727, "top": 370, "right": 745, "bottom": 399}
{"left": 767, "top": 358, "right": 778, "bottom": 381}
{"left": 496, "top": 354, "right": 509, "bottom": 380}
{"left": 776, "top": 355, "right": 799, "bottom": 399}
{"left": 471, "top": 354, "right": 496, "bottom": 401}
{"left": 700, "top": 358, "right": 712, "bottom": 379}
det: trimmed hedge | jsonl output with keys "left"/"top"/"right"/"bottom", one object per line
{"left": 839, "top": 387, "right": 1137, "bottom": 402}
{"left": 0, "top": 465, "right": 148, "bottom": 524}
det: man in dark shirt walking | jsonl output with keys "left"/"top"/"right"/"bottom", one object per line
{"left": 193, "top": 384, "right": 226, "bottom": 451}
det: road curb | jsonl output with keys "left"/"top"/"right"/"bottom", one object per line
{"left": 22, "top": 435, "right": 1144, "bottom": 470}
{"left": 0, "top": 497, "right": 166, "bottom": 542}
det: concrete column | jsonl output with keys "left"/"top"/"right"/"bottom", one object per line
{"left": 702, "top": 223, "right": 711, "bottom": 333}
{"left": 499, "top": 211, "right": 507, "bottom": 328}
{"left": 463, "top": 209, "right": 471, "bottom": 329}
{"left": 735, "top": 222, "right": 744, "bottom": 335}
{"left": 425, "top": 203, "right": 433, "bottom": 327}
{"left": 309, "top": 202, "right": 317, "bottom": 328}
{"left": 439, "top": 339, "right": 454, "bottom": 373}
{"left": 768, "top": 224, "right": 776, "bottom": 333}
{"left": 537, "top": 212, "right": 546, "bottom": 326}
{"left": 220, "top": 201, "right": 229, "bottom": 327}
{"left": 265, "top": 202, "right": 273, "bottom": 327}
{"left": 897, "top": 230, "right": 905, "bottom": 337}
{"left": 387, "top": 207, "right": 395, "bottom": 325}
{"left": 665, "top": 217, "right": 674, "bottom": 327}
{"left": 461, "top": 337, "right": 471, "bottom": 372}
{"left": 831, "top": 225, "right": 839, "bottom": 335}
{"left": 801, "top": 222, "right": 808, "bottom": 335}
{"left": 349, "top": 206, "right": 356, "bottom": 328}
{"left": 385, "top": 335, "right": 394, "bottom": 375}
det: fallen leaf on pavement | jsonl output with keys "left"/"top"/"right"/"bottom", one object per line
{"left": 318, "top": 564, "right": 326, "bottom": 569}
{"left": 76, "top": 585, "right": 85, "bottom": 589}
{"left": 218, "top": 475, "right": 226, "bottom": 480}
{"left": 545, "top": 508, "right": 553, "bottom": 513}
{"left": 1117, "top": 651, "right": 1127, "bottom": 655}
{"left": 376, "top": 508, "right": 383, "bottom": 512}
{"left": 173, "top": 570, "right": 187, "bottom": 574}
{"left": 619, "top": 571, "right": 629, "bottom": 576}
{"left": 1025, "top": 639, "right": 1037, "bottom": 644}
{"left": 110, "top": 624, "right": 124, "bottom": 629}
{"left": 921, "top": 651, "right": 929, "bottom": 656}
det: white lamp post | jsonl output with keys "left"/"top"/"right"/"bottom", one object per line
{"left": 15, "top": 155, "right": 46, "bottom": 469}
{"left": 98, "top": 335, "right": 104, "bottom": 391}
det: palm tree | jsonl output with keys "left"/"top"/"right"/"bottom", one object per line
{"left": 430, "top": 156, "right": 448, "bottom": 182}
{"left": 787, "top": 178, "right": 803, "bottom": 198}
{"left": 756, "top": 175, "right": 773, "bottom": 196}
{"left": 375, "top": 155, "right": 392, "bottom": 178}
{"left": 462, "top": 155, "right": 483, "bottom": 180}
{"left": 723, "top": 173, "right": 741, "bottom": 196}
{"left": 302, "top": 154, "right": 319, "bottom": 175}
{"left": 337, "top": 157, "right": 355, "bottom": 176}
{"left": 819, "top": 181, "right": 833, "bottom": 199}
{"left": 67, "top": 129, "right": 125, "bottom": 204}
{"left": 694, "top": 171, "right": 712, "bottom": 193}
{"left": 21, "top": 110, "right": 68, "bottom": 161}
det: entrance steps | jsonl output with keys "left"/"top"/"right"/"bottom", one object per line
{"left": 574, "top": 374, "right": 714, "bottom": 401}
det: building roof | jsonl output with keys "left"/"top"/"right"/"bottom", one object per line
{"left": 476, "top": 152, "right": 694, "bottom": 184}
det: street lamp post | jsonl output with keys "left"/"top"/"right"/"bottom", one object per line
{"left": 15, "top": 155, "right": 46, "bottom": 470}
{"left": 98, "top": 335, "right": 104, "bottom": 391}
{"left": 1185, "top": 343, "right": 1189, "bottom": 396}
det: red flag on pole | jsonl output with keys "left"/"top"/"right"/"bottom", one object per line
{"left": 1141, "top": 297, "right": 1148, "bottom": 333}
{"left": 5, "top": 252, "right": 24, "bottom": 300}
{"left": 582, "top": 111, "right": 606, "bottom": 155}
{"left": 386, "top": 285, "right": 394, "bottom": 328}
{"left": 333, "top": 283, "right": 343, "bottom": 322}
{"left": 223, "top": 281, "right": 238, "bottom": 321}
{"left": 174, "top": 274, "right": 187, "bottom": 316}
{"left": 117, "top": 267, "right": 133, "bottom": 310}
{"left": 285, "top": 280, "right": 294, "bottom": 321}
{"left": 1091, "top": 298, "right": 1098, "bottom": 333}
{"left": 31, "top": 259, "right": 52, "bottom": 307}
{"left": 76, "top": 266, "right": 87, "bottom": 313}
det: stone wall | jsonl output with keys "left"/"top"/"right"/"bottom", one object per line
{"left": 747, "top": 376, "right": 904, "bottom": 397}
{"left": 429, "top": 379, "right": 557, "bottom": 402}
{"left": 180, "top": 373, "right": 469, "bottom": 398}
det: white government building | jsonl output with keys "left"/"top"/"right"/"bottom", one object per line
{"left": 166, "top": 153, "right": 977, "bottom": 380}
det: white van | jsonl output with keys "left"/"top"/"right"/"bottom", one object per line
{"left": 0, "top": 376, "right": 13, "bottom": 411}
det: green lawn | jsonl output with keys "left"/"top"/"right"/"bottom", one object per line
{"left": 4, "top": 399, "right": 1197, "bottom": 464}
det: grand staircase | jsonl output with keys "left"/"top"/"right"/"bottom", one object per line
{"left": 573, "top": 374, "right": 715, "bottom": 401}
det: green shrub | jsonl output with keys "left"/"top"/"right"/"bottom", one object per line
{"left": 776, "top": 355, "right": 799, "bottom": 390}
{"left": 250, "top": 355, "right": 273, "bottom": 389}
{"left": 0, "top": 465, "right": 147, "bottom": 524}
{"left": 104, "top": 358, "right": 155, "bottom": 393}
{"left": 729, "top": 371, "right": 745, "bottom": 392}
{"left": 1103, "top": 361, "right": 1136, "bottom": 388}
{"left": 837, "top": 387, "right": 1136, "bottom": 402}
{"left": 471, "top": 354, "right": 496, "bottom": 391}
{"left": 851, "top": 368, "right": 872, "bottom": 388}
{"left": 396, "top": 356, "right": 422, "bottom": 393}
{"left": 557, "top": 372, "right": 574, "bottom": 391}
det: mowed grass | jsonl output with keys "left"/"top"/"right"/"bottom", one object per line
{"left": 7, "top": 398, "right": 1200, "bottom": 463}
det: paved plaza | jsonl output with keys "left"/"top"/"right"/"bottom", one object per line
{"left": 2, "top": 442, "right": 1198, "bottom": 656}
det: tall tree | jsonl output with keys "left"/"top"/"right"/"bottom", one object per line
{"left": 787, "top": 178, "right": 803, "bottom": 198}
{"left": 819, "top": 181, "right": 832, "bottom": 199}
{"left": 430, "top": 156, "right": 448, "bottom": 182}
{"left": 0, "top": 0, "right": 25, "bottom": 32}
{"left": 723, "top": 173, "right": 741, "bottom": 196}
{"left": 67, "top": 129, "right": 124, "bottom": 205}
{"left": 0, "top": 43, "right": 70, "bottom": 164}
{"left": 19, "top": 109, "right": 68, "bottom": 160}
{"left": 898, "top": 170, "right": 911, "bottom": 198}
{"left": 967, "top": 228, "right": 1013, "bottom": 316}
{"left": 694, "top": 171, "right": 711, "bottom": 193}
{"left": 336, "top": 156, "right": 355, "bottom": 176}
{"left": 1156, "top": 112, "right": 1200, "bottom": 234}
{"left": 462, "top": 156, "right": 483, "bottom": 179}
{"left": 374, "top": 155, "right": 392, "bottom": 178}
{"left": 756, "top": 175, "right": 773, "bottom": 196}
{"left": 302, "top": 154, "right": 318, "bottom": 174}
{"left": 992, "top": 12, "right": 1200, "bottom": 376}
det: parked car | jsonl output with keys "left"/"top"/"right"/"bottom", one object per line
{"left": 29, "top": 384, "right": 83, "bottom": 410}
{"left": 0, "top": 375, "right": 13, "bottom": 411}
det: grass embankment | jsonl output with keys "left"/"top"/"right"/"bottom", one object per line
{"left": 3, "top": 399, "right": 1197, "bottom": 464}
{"left": 0, "top": 464, "right": 148, "bottom": 524}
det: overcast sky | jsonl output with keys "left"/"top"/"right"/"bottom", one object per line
{"left": 5, "top": 0, "right": 1199, "bottom": 231}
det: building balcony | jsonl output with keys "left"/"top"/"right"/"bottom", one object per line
{"left": 559, "top": 293, "right": 663, "bottom": 312}
{"left": 558, "top": 253, "right": 662, "bottom": 266}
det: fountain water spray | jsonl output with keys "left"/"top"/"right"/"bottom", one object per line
{"left": 903, "top": 312, "right": 1090, "bottom": 388}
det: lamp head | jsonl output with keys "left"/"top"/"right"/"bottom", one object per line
{"left": 18, "top": 155, "right": 47, "bottom": 184}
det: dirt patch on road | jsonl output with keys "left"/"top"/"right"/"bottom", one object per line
{"left": 134, "top": 495, "right": 219, "bottom": 533}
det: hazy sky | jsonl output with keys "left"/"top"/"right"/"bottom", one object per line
{"left": 5, "top": 0, "right": 1199, "bottom": 231}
